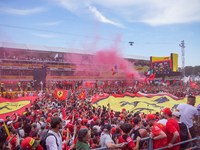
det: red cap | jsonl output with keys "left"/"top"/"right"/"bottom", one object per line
{"left": 111, "top": 127, "right": 116, "bottom": 134}
{"left": 145, "top": 114, "right": 156, "bottom": 120}
{"left": 80, "top": 126, "right": 87, "bottom": 129}
{"left": 120, "top": 114, "right": 124, "bottom": 119}
{"left": 75, "top": 114, "right": 79, "bottom": 118}
{"left": 46, "top": 117, "right": 51, "bottom": 123}
{"left": 122, "top": 108, "right": 126, "bottom": 112}
{"left": 21, "top": 137, "right": 39, "bottom": 149}
{"left": 84, "top": 119, "right": 88, "bottom": 123}
{"left": 69, "top": 115, "right": 73, "bottom": 119}
{"left": 48, "top": 113, "right": 52, "bottom": 117}
{"left": 161, "top": 107, "right": 172, "bottom": 115}
{"left": 93, "top": 116, "right": 97, "bottom": 121}
{"left": 110, "top": 114, "right": 114, "bottom": 118}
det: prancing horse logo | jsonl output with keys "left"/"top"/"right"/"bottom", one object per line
{"left": 57, "top": 91, "right": 63, "bottom": 98}
{"left": 0, "top": 100, "right": 31, "bottom": 115}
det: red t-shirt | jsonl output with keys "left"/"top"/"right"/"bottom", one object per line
{"left": 118, "top": 135, "right": 135, "bottom": 150}
{"left": 152, "top": 123, "right": 167, "bottom": 149}
{"left": 6, "top": 135, "right": 17, "bottom": 150}
{"left": 36, "top": 144, "right": 43, "bottom": 150}
{"left": 166, "top": 119, "right": 181, "bottom": 150}
{"left": 62, "top": 143, "right": 70, "bottom": 150}
{"left": 14, "top": 122, "right": 19, "bottom": 129}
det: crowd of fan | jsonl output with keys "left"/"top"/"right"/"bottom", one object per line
{"left": 0, "top": 85, "right": 200, "bottom": 150}
{"left": 1, "top": 53, "right": 64, "bottom": 62}
{"left": 1, "top": 80, "right": 200, "bottom": 99}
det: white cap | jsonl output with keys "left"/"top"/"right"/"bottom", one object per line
{"left": 172, "top": 111, "right": 181, "bottom": 117}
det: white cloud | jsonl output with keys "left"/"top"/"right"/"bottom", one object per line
{"left": 32, "top": 33, "right": 57, "bottom": 38}
{"left": 93, "top": 0, "right": 200, "bottom": 26}
{"left": 0, "top": 7, "right": 46, "bottom": 15}
{"left": 53, "top": 0, "right": 124, "bottom": 27}
{"left": 38, "top": 21, "right": 61, "bottom": 26}
{"left": 87, "top": 4, "right": 123, "bottom": 28}
{"left": 51, "top": 0, "right": 200, "bottom": 26}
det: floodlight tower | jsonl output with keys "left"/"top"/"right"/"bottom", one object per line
{"left": 179, "top": 40, "right": 185, "bottom": 76}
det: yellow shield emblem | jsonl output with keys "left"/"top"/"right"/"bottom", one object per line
{"left": 57, "top": 91, "right": 63, "bottom": 98}
{"left": 0, "top": 100, "right": 31, "bottom": 115}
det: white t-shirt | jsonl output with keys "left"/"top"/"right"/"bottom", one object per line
{"left": 46, "top": 130, "right": 62, "bottom": 150}
{"left": 18, "top": 128, "right": 25, "bottom": 138}
{"left": 157, "top": 119, "right": 167, "bottom": 126}
{"left": 177, "top": 103, "right": 198, "bottom": 128}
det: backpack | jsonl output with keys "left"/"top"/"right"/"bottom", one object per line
{"left": 130, "top": 128, "right": 143, "bottom": 149}
{"left": 178, "top": 122, "right": 189, "bottom": 148}
{"left": 40, "top": 133, "right": 59, "bottom": 150}
{"left": 0, "top": 127, "right": 8, "bottom": 143}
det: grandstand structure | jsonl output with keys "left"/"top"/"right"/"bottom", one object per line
{"left": 0, "top": 42, "right": 150, "bottom": 83}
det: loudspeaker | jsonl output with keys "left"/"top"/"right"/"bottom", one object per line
{"left": 33, "top": 68, "right": 46, "bottom": 91}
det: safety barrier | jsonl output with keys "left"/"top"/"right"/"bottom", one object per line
{"left": 92, "top": 136, "right": 200, "bottom": 150}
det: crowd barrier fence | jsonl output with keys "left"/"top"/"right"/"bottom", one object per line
{"left": 92, "top": 136, "right": 200, "bottom": 150}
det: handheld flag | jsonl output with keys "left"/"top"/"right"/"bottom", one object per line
{"left": 148, "top": 74, "right": 156, "bottom": 81}
{"left": 190, "top": 82, "right": 199, "bottom": 89}
{"left": 84, "top": 82, "right": 94, "bottom": 88}
{"left": 173, "top": 80, "right": 176, "bottom": 84}
{"left": 180, "top": 79, "right": 182, "bottom": 87}
{"left": 62, "top": 107, "right": 67, "bottom": 120}
{"left": 145, "top": 70, "right": 153, "bottom": 76}
{"left": 55, "top": 89, "right": 67, "bottom": 100}
{"left": 111, "top": 65, "right": 117, "bottom": 75}
{"left": 166, "top": 81, "right": 170, "bottom": 86}
{"left": 78, "top": 85, "right": 83, "bottom": 89}
{"left": 3, "top": 121, "right": 10, "bottom": 136}
{"left": 79, "top": 90, "right": 86, "bottom": 99}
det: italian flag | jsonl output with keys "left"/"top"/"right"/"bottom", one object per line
{"left": 145, "top": 70, "right": 153, "bottom": 75}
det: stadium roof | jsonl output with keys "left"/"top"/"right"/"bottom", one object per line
{"left": 0, "top": 42, "right": 149, "bottom": 61}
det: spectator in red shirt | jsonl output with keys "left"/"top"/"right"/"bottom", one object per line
{"left": 161, "top": 107, "right": 181, "bottom": 150}
{"left": 145, "top": 114, "right": 167, "bottom": 149}
{"left": 118, "top": 123, "right": 141, "bottom": 150}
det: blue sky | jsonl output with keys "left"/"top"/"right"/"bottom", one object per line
{"left": 0, "top": 0, "right": 200, "bottom": 67}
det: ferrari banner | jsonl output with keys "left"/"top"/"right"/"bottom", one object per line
{"left": 92, "top": 92, "right": 200, "bottom": 114}
{"left": 0, "top": 96, "right": 38, "bottom": 120}
{"left": 55, "top": 89, "right": 68, "bottom": 100}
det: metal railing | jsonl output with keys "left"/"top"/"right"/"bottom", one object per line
{"left": 92, "top": 136, "right": 200, "bottom": 150}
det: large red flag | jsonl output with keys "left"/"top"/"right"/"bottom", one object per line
{"left": 84, "top": 82, "right": 94, "bottom": 88}
{"left": 55, "top": 89, "right": 67, "bottom": 100}
{"left": 79, "top": 90, "right": 86, "bottom": 99}
{"left": 0, "top": 96, "right": 37, "bottom": 120}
